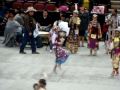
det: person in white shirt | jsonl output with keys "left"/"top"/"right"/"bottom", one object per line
{"left": 53, "top": 14, "right": 70, "bottom": 46}
{"left": 53, "top": 14, "right": 70, "bottom": 37}
{"left": 106, "top": 9, "right": 120, "bottom": 39}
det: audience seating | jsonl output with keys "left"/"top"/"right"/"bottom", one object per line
{"left": 26, "top": 0, "right": 37, "bottom": 3}
{"left": 70, "top": 5, "right": 75, "bottom": 11}
{"left": 34, "top": 3, "right": 45, "bottom": 11}
{"left": 23, "top": 2, "right": 33, "bottom": 9}
{"left": 12, "top": 2, "right": 23, "bottom": 9}
{"left": 46, "top": 4, "right": 56, "bottom": 11}
{"left": 16, "top": 0, "right": 24, "bottom": 2}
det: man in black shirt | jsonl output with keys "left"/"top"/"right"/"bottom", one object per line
{"left": 38, "top": 10, "right": 52, "bottom": 32}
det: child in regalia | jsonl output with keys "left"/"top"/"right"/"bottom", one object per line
{"left": 66, "top": 24, "right": 79, "bottom": 54}
{"left": 111, "top": 27, "right": 120, "bottom": 77}
{"left": 88, "top": 14, "right": 102, "bottom": 56}
{"left": 53, "top": 32, "right": 69, "bottom": 73}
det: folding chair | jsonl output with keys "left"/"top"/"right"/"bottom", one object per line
{"left": 23, "top": 2, "right": 33, "bottom": 9}
{"left": 46, "top": 4, "right": 56, "bottom": 11}
{"left": 34, "top": 3, "right": 45, "bottom": 11}
{"left": 12, "top": 2, "right": 23, "bottom": 9}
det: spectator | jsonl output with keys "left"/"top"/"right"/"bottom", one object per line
{"left": 3, "top": 9, "right": 21, "bottom": 47}
{"left": 0, "top": 11, "right": 9, "bottom": 36}
{"left": 79, "top": 7, "right": 89, "bottom": 47}
{"left": 38, "top": 10, "right": 53, "bottom": 32}
{"left": 57, "top": 14, "right": 70, "bottom": 36}
{"left": 106, "top": 9, "right": 120, "bottom": 40}
{"left": 20, "top": 6, "right": 39, "bottom": 54}
{"left": 14, "top": 10, "right": 24, "bottom": 45}
{"left": 54, "top": 13, "right": 70, "bottom": 46}
{"left": 14, "top": 10, "right": 24, "bottom": 26}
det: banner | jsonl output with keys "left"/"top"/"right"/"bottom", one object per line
{"left": 91, "top": 6, "right": 105, "bottom": 14}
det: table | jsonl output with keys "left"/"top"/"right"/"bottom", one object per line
{"left": 38, "top": 31, "right": 49, "bottom": 45}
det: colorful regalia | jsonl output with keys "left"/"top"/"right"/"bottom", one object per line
{"left": 88, "top": 20, "right": 101, "bottom": 49}
{"left": 111, "top": 27, "right": 120, "bottom": 76}
{"left": 66, "top": 24, "right": 79, "bottom": 54}
{"left": 112, "top": 37, "right": 120, "bottom": 69}
{"left": 54, "top": 37, "right": 69, "bottom": 64}
{"left": 67, "top": 11, "right": 80, "bottom": 53}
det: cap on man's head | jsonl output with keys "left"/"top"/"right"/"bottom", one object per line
{"left": 25, "top": 6, "right": 37, "bottom": 13}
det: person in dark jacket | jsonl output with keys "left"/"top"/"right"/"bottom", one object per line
{"left": 14, "top": 10, "right": 24, "bottom": 45}
{"left": 0, "top": 11, "right": 9, "bottom": 36}
{"left": 38, "top": 10, "right": 53, "bottom": 32}
{"left": 20, "top": 6, "right": 39, "bottom": 54}
{"left": 79, "top": 7, "right": 89, "bottom": 47}
{"left": 3, "top": 9, "right": 21, "bottom": 47}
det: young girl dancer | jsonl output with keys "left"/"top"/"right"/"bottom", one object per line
{"left": 88, "top": 14, "right": 102, "bottom": 56}
{"left": 111, "top": 28, "right": 120, "bottom": 77}
{"left": 66, "top": 24, "right": 79, "bottom": 54}
{"left": 53, "top": 32, "right": 69, "bottom": 73}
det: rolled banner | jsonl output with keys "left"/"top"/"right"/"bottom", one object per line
{"left": 75, "top": 3, "right": 78, "bottom": 10}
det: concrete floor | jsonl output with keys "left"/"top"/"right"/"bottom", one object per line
{"left": 0, "top": 37, "right": 120, "bottom": 90}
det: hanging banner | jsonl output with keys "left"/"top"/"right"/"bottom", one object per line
{"left": 91, "top": 6, "right": 105, "bottom": 14}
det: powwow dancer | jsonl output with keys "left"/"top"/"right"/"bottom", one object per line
{"left": 69, "top": 10, "right": 81, "bottom": 47}
{"left": 111, "top": 27, "right": 120, "bottom": 77}
{"left": 88, "top": 14, "right": 102, "bottom": 56}
{"left": 66, "top": 24, "right": 79, "bottom": 54}
{"left": 53, "top": 32, "right": 69, "bottom": 73}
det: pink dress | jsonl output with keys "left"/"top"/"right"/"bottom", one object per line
{"left": 54, "top": 38, "right": 69, "bottom": 64}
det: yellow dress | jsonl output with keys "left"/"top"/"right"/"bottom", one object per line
{"left": 69, "top": 17, "right": 81, "bottom": 25}
{"left": 112, "top": 56, "right": 120, "bottom": 69}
